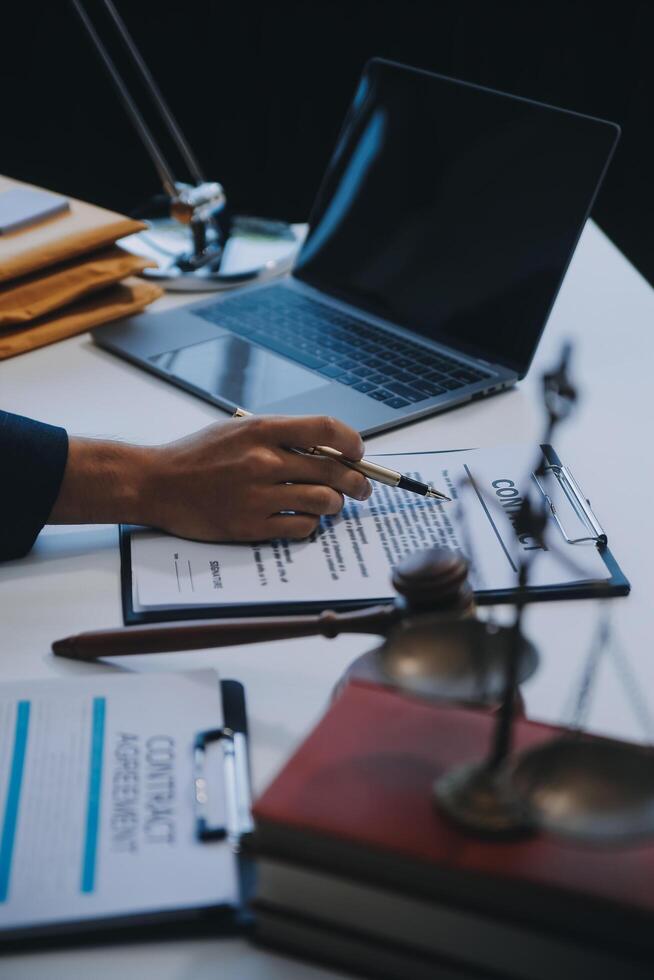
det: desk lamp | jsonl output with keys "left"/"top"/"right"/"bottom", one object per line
{"left": 71, "top": 0, "right": 300, "bottom": 290}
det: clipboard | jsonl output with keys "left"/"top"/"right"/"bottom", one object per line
{"left": 119, "top": 444, "right": 629, "bottom": 626}
{"left": 0, "top": 679, "right": 255, "bottom": 951}
{"left": 468, "top": 444, "right": 629, "bottom": 604}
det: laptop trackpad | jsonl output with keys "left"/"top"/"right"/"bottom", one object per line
{"left": 149, "top": 334, "right": 326, "bottom": 411}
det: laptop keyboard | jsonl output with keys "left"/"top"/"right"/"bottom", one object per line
{"left": 195, "top": 286, "right": 492, "bottom": 409}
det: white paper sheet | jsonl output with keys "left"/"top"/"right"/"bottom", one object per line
{"left": 130, "top": 446, "right": 610, "bottom": 612}
{"left": 0, "top": 670, "right": 237, "bottom": 931}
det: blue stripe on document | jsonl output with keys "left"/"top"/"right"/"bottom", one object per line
{"left": 0, "top": 700, "right": 31, "bottom": 902}
{"left": 81, "top": 697, "right": 106, "bottom": 893}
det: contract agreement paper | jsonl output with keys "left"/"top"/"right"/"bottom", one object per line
{"left": 129, "top": 446, "right": 611, "bottom": 613}
{"left": 0, "top": 670, "right": 237, "bottom": 933}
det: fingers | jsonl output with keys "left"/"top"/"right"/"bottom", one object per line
{"left": 256, "top": 415, "right": 365, "bottom": 461}
{"left": 280, "top": 451, "right": 372, "bottom": 501}
{"left": 271, "top": 483, "right": 345, "bottom": 518}
{"left": 265, "top": 514, "right": 320, "bottom": 540}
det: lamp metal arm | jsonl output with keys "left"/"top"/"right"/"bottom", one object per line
{"left": 101, "top": 0, "right": 206, "bottom": 185}
{"left": 70, "top": 0, "right": 178, "bottom": 198}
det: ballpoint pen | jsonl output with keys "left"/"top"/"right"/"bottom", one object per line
{"left": 233, "top": 408, "right": 451, "bottom": 501}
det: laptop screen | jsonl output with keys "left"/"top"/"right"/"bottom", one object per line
{"left": 293, "top": 60, "right": 619, "bottom": 377}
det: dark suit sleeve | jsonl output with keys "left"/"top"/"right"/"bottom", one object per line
{"left": 0, "top": 411, "right": 69, "bottom": 561}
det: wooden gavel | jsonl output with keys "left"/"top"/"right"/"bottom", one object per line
{"left": 52, "top": 547, "right": 474, "bottom": 661}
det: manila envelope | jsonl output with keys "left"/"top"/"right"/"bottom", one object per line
{"left": 0, "top": 174, "right": 146, "bottom": 283}
{"left": 0, "top": 278, "right": 163, "bottom": 360}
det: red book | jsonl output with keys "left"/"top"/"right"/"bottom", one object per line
{"left": 253, "top": 682, "right": 653, "bottom": 978}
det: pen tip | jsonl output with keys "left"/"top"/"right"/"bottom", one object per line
{"left": 426, "top": 489, "right": 452, "bottom": 502}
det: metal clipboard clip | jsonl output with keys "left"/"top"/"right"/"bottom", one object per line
{"left": 193, "top": 727, "right": 254, "bottom": 849}
{"left": 532, "top": 463, "right": 607, "bottom": 547}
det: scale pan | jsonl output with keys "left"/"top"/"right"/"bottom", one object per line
{"left": 513, "top": 737, "right": 654, "bottom": 843}
{"left": 377, "top": 617, "right": 538, "bottom": 705}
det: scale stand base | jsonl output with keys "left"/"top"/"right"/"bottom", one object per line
{"left": 435, "top": 760, "right": 535, "bottom": 839}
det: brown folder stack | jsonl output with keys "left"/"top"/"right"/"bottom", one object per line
{"left": 0, "top": 175, "right": 163, "bottom": 359}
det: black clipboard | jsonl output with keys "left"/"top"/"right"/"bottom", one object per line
{"left": 119, "top": 444, "right": 629, "bottom": 625}
{"left": 471, "top": 444, "right": 630, "bottom": 604}
{"left": 0, "top": 680, "right": 256, "bottom": 952}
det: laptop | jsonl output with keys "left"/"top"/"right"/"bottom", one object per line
{"left": 94, "top": 58, "right": 619, "bottom": 436}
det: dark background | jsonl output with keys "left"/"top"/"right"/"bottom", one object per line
{"left": 4, "top": 1, "right": 653, "bottom": 284}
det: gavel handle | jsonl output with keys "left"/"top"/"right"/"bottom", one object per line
{"left": 52, "top": 604, "right": 401, "bottom": 661}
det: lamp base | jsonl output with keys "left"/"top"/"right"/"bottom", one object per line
{"left": 121, "top": 215, "right": 303, "bottom": 292}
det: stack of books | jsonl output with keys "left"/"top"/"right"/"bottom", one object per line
{"left": 252, "top": 682, "right": 653, "bottom": 980}
{"left": 0, "top": 174, "right": 162, "bottom": 359}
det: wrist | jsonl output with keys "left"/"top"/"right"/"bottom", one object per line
{"left": 117, "top": 442, "right": 158, "bottom": 527}
{"left": 48, "top": 437, "right": 157, "bottom": 526}
{"left": 133, "top": 443, "right": 163, "bottom": 528}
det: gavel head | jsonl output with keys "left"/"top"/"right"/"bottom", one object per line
{"left": 391, "top": 546, "right": 474, "bottom": 617}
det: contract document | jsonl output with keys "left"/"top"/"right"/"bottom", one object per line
{"left": 0, "top": 670, "right": 243, "bottom": 938}
{"left": 126, "top": 446, "right": 621, "bottom": 618}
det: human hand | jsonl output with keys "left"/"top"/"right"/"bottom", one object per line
{"left": 148, "top": 414, "right": 371, "bottom": 541}
{"left": 50, "top": 415, "right": 371, "bottom": 542}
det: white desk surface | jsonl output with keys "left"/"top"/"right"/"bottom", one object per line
{"left": 1, "top": 220, "right": 654, "bottom": 978}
